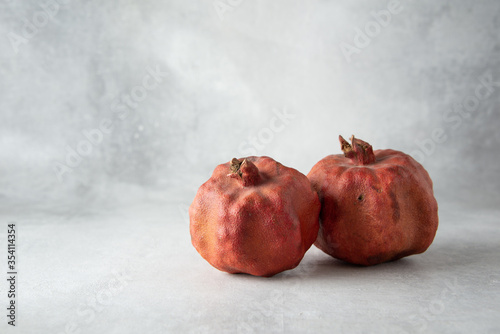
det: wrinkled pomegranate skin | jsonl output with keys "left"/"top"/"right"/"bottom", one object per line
{"left": 190, "top": 156, "right": 320, "bottom": 277}
{"left": 308, "top": 149, "right": 439, "bottom": 266}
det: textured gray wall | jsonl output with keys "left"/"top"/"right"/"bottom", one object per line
{"left": 0, "top": 0, "right": 499, "bottom": 210}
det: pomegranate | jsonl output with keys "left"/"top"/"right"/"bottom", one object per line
{"left": 190, "top": 156, "right": 320, "bottom": 277}
{"left": 307, "top": 135, "right": 438, "bottom": 265}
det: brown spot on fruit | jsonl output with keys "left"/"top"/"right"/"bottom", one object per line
{"left": 388, "top": 190, "right": 401, "bottom": 222}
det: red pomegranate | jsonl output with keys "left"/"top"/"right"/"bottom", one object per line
{"left": 307, "top": 135, "right": 438, "bottom": 265}
{"left": 190, "top": 156, "right": 320, "bottom": 277}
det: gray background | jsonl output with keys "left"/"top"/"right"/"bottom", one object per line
{"left": 0, "top": 1, "right": 499, "bottom": 333}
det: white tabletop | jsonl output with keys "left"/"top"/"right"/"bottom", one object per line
{"left": 1, "top": 194, "right": 499, "bottom": 334}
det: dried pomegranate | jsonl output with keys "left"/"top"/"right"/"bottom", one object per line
{"left": 308, "top": 135, "right": 438, "bottom": 265}
{"left": 190, "top": 156, "right": 320, "bottom": 277}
